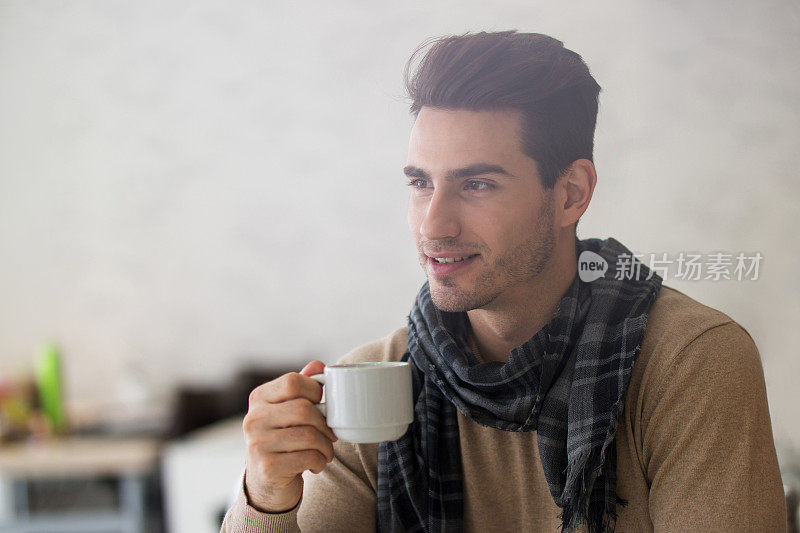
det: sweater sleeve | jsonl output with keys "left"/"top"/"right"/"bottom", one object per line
{"left": 219, "top": 471, "right": 302, "bottom": 533}
{"left": 220, "top": 439, "right": 378, "bottom": 532}
{"left": 640, "top": 321, "right": 786, "bottom": 531}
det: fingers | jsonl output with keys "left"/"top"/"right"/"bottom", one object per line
{"left": 253, "top": 425, "right": 336, "bottom": 463}
{"left": 299, "top": 360, "right": 325, "bottom": 377}
{"left": 252, "top": 449, "right": 330, "bottom": 480}
{"left": 250, "top": 371, "right": 323, "bottom": 405}
{"left": 248, "top": 398, "right": 337, "bottom": 442}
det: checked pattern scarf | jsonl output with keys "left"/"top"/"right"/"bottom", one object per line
{"left": 376, "top": 237, "right": 662, "bottom": 533}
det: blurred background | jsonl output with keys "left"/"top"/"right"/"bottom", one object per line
{"left": 0, "top": 0, "right": 798, "bottom": 531}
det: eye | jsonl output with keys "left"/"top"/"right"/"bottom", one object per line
{"left": 406, "top": 178, "right": 430, "bottom": 189}
{"left": 465, "top": 180, "right": 493, "bottom": 191}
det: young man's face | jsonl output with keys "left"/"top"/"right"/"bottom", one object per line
{"left": 406, "top": 107, "right": 558, "bottom": 312}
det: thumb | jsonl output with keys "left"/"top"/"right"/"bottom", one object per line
{"left": 299, "top": 360, "right": 325, "bottom": 377}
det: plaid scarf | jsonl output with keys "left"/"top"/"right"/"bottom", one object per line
{"left": 376, "top": 237, "right": 662, "bottom": 532}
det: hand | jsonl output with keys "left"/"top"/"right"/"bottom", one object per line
{"left": 242, "top": 360, "right": 338, "bottom": 513}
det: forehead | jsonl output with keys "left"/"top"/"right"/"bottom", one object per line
{"left": 408, "top": 107, "right": 527, "bottom": 165}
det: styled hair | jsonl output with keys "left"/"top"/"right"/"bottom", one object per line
{"left": 404, "top": 30, "right": 601, "bottom": 190}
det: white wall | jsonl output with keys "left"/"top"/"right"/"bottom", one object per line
{"left": 0, "top": 0, "right": 798, "bottom": 454}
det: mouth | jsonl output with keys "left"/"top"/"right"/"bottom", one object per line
{"left": 426, "top": 253, "right": 480, "bottom": 276}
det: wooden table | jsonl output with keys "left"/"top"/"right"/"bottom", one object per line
{"left": 0, "top": 437, "right": 161, "bottom": 533}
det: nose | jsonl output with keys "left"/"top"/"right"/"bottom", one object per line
{"left": 418, "top": 188, "right": 461, "bottom": 241}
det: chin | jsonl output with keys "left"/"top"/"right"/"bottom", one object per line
{"left": 428, "top": 282, "right": 493, "bottom": 313}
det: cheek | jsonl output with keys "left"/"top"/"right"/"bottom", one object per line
{"left": 473, "top": 206, "right": 531, "bottom": 250}
{"left": 474, "top": 220, "right": 504, "bottom": 250}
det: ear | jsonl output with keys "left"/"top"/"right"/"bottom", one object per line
{"left": 556, "top": 159, "right": 596, "bottom": 230}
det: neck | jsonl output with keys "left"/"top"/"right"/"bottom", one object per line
{"left": 467, "top": 234, "right": 577, "bottom": 363}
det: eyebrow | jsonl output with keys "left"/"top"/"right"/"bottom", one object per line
{"left": 403, "top": 163, "right": 517, "bottom": 181}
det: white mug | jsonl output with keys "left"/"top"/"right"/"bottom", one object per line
{"left": 311, "top": 362, "right": 413, "bottom": 443}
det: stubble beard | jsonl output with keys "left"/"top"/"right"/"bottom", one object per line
{"left": 426, "top": 197, "right": 556, "bottom": 313}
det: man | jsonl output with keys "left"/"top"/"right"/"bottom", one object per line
{"left": 222, "top": 31, "right": 786, "bottom": 532}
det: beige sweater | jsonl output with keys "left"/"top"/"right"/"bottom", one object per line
{"left": 222, "top": 285, "right": 786, "bottom": 532}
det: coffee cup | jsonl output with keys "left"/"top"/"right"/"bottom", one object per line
{"left": 311, "top": 362, "right": 413, "bottom": 443}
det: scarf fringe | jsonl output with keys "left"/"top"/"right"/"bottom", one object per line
{"left": 559, "top": 363, "right": 636, "bottom": 533}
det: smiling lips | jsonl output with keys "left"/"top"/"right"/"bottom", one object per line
{"left": 433, "top": 255, "right": 474, "bottom": 263}
{"left": 426, "top": 253, "right": 480, "bottom": 275}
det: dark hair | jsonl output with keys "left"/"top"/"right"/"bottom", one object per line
{"left": 404, "top": 30, "right": 601, "bottom": 190}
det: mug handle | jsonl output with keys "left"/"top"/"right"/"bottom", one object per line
{"left": 310, "top": 374, "right": 327, "bottom": 417}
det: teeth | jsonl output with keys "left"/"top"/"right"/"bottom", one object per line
{"left": 434, "top": 256, "right": 469, "bottom": 263}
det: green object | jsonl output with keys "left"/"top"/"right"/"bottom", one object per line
{"left": 36, "top": 343, "right": 66, "bottom": 433}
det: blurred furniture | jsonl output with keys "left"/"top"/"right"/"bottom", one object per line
{"left": 0, "top": 437, "right": 160, "bottom": 533}
{"left": 161, "top": 416, "right": 246, "bottom": 533}
{"left": 0, "top": 364, "right": 290, "bottom": 533}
